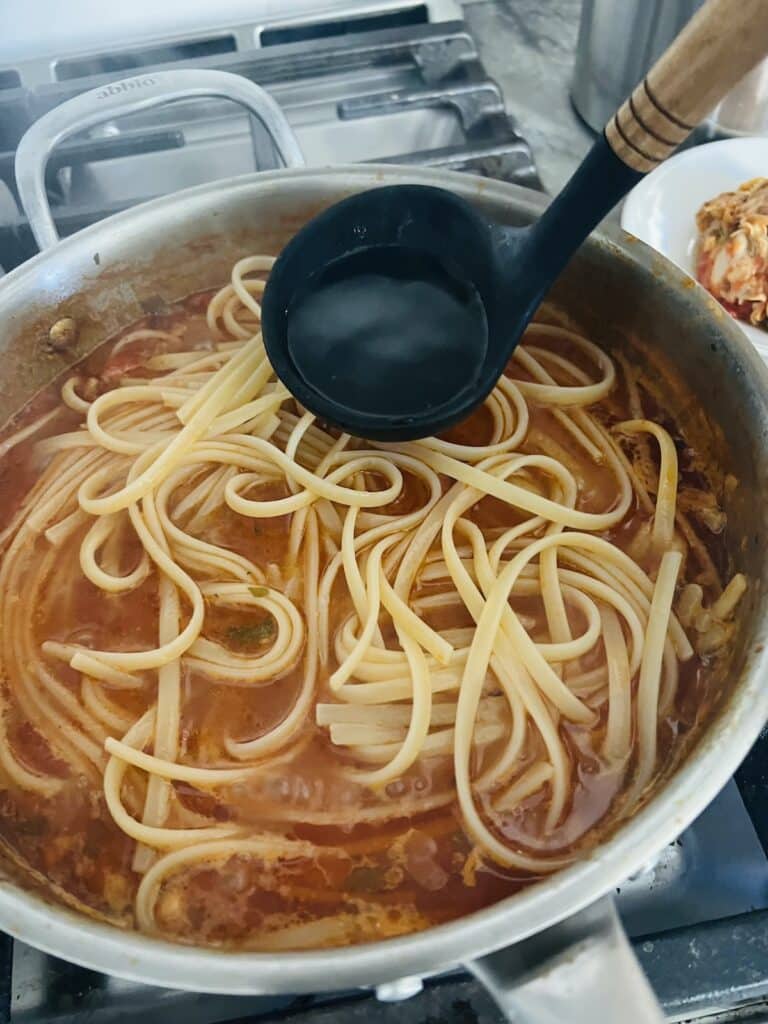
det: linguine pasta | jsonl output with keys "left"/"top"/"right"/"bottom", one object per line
{"left": 0, "top": 255, "right": 745, "bottom": 949}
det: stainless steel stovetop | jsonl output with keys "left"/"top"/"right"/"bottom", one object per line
{"left": 0, "top": 0, "right": 540, "bottom": 272}
{"left": 1, "top": 2, "right": 768, "bottom": 1021}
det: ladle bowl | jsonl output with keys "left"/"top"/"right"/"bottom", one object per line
{"left": 262, "top": 143, "right": 639, "bottom": 440}
{"left": 262, "top": 0, "right": 768, "bottom": 440}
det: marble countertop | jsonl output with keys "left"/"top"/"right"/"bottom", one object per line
{"left": 462, "top": 0, "right": 594, "bottom": 194}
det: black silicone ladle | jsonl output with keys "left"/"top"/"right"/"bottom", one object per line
{"left": 261, "top": 0, "right": 768, "bottom": 442}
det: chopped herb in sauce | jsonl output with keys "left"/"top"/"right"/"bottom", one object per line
{"left": 226, "top": 619, "right": 276, "bottom": 647}
{"left": 248, "top": 586, "right": 269, "bottom": 598}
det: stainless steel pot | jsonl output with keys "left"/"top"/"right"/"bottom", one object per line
{"left": 571, "top": 0, "right": 704, "bottom": 133}
{"left": 3, "top": 69, "right": 768, "bottom": 1023}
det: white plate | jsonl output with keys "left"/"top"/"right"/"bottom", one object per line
{"left": 620, "top": 137, "right": 768, "bottom": 361}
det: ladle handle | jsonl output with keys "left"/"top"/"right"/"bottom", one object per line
{"left": 605, "top": 0, "right": 768, "bottom": 173}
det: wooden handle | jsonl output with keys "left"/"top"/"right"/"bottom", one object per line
{"left": 605, "top": 0, "right": 768, "bottom": 173}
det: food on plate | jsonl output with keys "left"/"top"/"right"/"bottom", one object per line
{"left": 695, "top": 177, "right": 768, "bottom": 327}
{"left": 0, "top": 255, "right": 746, "bottom": 950}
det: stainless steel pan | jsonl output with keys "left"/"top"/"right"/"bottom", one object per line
{"left": 3, "top": 69, "right": 768, "bottom": 1023}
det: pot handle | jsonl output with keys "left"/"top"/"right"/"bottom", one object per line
{"left": 466, "top": 897, "right": 664, "bottom": 1023}
{"left": 15, "top": 68, "right": 305, "bottom": 252}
